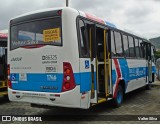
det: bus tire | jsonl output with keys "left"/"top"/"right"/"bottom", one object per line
{"left": 113, "top": 85, "right": 123, "bottom": 107}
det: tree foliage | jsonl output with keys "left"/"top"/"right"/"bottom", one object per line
{"left": 155, "top": 50, "right": 160, "bottom": 60}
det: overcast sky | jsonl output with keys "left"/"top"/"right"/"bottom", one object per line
{"left": 0, "top": 0, "right": 160, "bottom": 39}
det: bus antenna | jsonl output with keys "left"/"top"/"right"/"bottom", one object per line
{"left": 66, "top": 0, "right": 69, "bottom": 7}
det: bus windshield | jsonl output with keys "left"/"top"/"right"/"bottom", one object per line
{"left": 10, "top": 17, "right": 62, "bottom": 50}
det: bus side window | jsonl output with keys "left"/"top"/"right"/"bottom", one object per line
{"left": 123, "top": 35, "right": 129, "bottom": 57}
{"left": 128, "top": 36, "right": 135, "bottom": 58}
{"left": 139, "top": 39, "right": 143, "bottom": 58}
{"left": 111, "top": 31, "right": 116, "bottom": 57}
{"left": 79, "top": 20, "right": 89, "bottom": 57}
{"left": 135, "top": 38, "right": 140, "bottom": 58}
{"left": 114, "top": 31, "right": 123, "bottom": 57}
{"left": 151, "top": 46, "right": 155, "bottom": 63}
{"left": 142, "top": 41, "right": 147, "bottom": 58}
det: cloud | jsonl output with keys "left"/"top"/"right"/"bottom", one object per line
{"left": 0, "top": 0, "right": 160, "bottom": 38}
{"left": 0, "top": 0, "right": 65, "bottom": 30}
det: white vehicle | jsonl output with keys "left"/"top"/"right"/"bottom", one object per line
{"left": 8, "top": 7, "right": 156, "bottom": 109}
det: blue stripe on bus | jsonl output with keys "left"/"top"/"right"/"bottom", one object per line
{"left": 10, "top": 64, "right": 156, "bottom": 93}
{"left": 118, "top": 59, "right": 129, "bottom": 82}
{"left": 104, "top": 21, "right": 117, "bottom": 28}
{"left": 112, "top": 70, "right": 116, "bottom": 85}
{"left": 11, "top": 73, "right": 63, "bottom": 93}
{"left": 10, "top": 73, "right": 91, "bottom": 93}
{"left": 79, "top": 72, "right": 91, "bottom": 92}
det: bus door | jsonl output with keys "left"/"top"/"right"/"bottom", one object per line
{"left": 97, "top": 29, "right": 110, "bottom": 98}
{"left": 147, "top": 43, "right": 152, "bottom": 83}
{"left": 142, "top": 42, "right": 152, "bottom": 83}
{"left": 88, "top": 25, "right": 110, "bottom": 104}
{"left": 88, "top": 24, "right": 98, "bottom": 103}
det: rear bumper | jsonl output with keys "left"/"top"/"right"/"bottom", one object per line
{"left": 8, "top": 86, "right": 85, "bottom": 109}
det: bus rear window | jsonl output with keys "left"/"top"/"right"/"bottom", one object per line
{"left": 10, "top": 17, "right": 62, "bottom": 50}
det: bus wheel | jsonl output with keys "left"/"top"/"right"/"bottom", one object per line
{"left": 113, "top": 85, "right": 123, "bottom": 107}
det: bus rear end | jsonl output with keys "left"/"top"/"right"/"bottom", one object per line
{"left": 8, "top": 8, "right": 89, "bottom": 109}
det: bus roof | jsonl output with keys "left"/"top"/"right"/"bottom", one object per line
{"left": 10, "top": 7, "right": 147, "bottom": 40}
{"left": 78, "top": 10, "right": 117, "bottom": 29}
{"left": 10, "top": 7, "right": 65, "bottom": 21}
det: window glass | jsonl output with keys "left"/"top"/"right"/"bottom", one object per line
{"left": 128, "top": 36, "right": 135, "bottom": 57}
{"left": 11, "top": 18, "right": 62, "bottom": 50}
{"left": 151, "top": 46, "right": 155, "bottom": 62}
{"left": 114, "top": 32, "right": 123, "bottom": 57}
{"left": 139, "top": 39, "right": 143, "bottom": 58}
{"left": 79, "top": 20, "right": 89, "bottom": 57}
{"left": 111, "top": 31, "right": 116, "bottom": 57}
{"left": 123, "top": 35, "right": 129, "bottom": 57}
{"left": 135, "top": 38, "right": 140, "bottom": 58}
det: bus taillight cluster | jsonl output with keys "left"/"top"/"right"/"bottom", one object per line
{"left": 7, "top": 64, "right": 12, "bottom": 88}
{"left": 62, "top": 62, "right": 76, "bottom": 92}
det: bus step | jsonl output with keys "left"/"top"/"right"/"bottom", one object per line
{"left": 98, "top": 98, "right": 106, "bottom": 104}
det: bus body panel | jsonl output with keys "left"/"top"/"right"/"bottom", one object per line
{"left": 9, "top": 46, "right": 64, "bottom": 93}
{"left": 124, "top": 59, "right": 147, "bottom": 93}
{"left": 79, "top": 58, "right": 92, "bottom": 92}
{"left": 112, "top": 59, "right": 147, "bottom": 94}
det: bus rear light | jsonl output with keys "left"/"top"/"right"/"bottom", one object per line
{"left": 66, "top": 69, "right": 71, "bottom": 74}
{"left": 57, "top": 10, "right": 62, "bottom": 15}
{"left": 66, "top": 76, "right": 71, "bottom": 81}
{"left": 62, "top": 62, "right": 76, "bottom": 92}
{"left": 21, "top": 45, "right": 46, "bottom": 49}
{"left": 7, "top": 64, "right": 12, "bottom": 89}
{"left": 8, "top": 80, "right": 12, "bottom": 89}
{"left": 64, "top": 82, "right": 70, "bottom": 89}
{"left": 54, "top": 94, "right": 60, "bottom": 97}
{"left": 7, "top": 64, "right": 10, "bottom": 78}
{"left": 12, "top": 91, "right": 16, "bottom": 94}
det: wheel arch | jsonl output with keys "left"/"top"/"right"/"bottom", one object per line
{"left": 113, "top": 79, "right": 126, "bottom": 98}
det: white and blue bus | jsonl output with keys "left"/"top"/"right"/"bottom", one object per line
{"left": 8, "top": 7, "right": 156, "bottom": 109}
